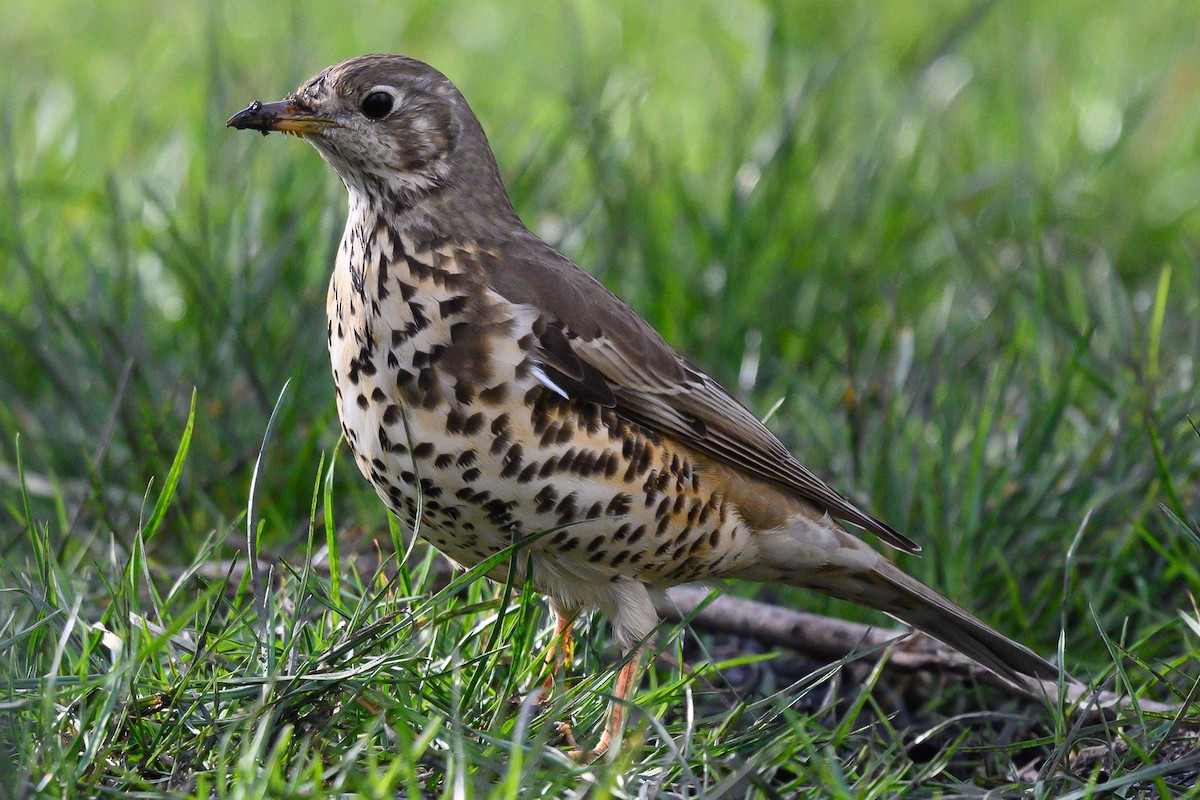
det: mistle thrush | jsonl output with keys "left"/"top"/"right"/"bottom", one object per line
{"left": 228, "top": 54, "right": 1062, "bottom": 761}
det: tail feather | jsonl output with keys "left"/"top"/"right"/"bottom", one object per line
{"left": 804, "top": 559, "right": 1061, "bottom": 690}
{"left": 754, "top": 518, "right": 1063, "bottom": 689}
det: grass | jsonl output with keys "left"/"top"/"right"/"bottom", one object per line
{"left": 3, "top": 0, "right": 1200, "bottom": 796}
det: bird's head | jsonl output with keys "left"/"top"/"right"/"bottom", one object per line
{"left": 228, "top": 54, "right": 511, "bottom": 216}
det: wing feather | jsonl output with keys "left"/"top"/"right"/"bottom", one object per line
{"left": 489, "top": 236, "right": 920, "bottom": 553}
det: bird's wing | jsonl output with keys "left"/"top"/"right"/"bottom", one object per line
{"left": 488, "top": 237, "right": 920, "bottom": 553}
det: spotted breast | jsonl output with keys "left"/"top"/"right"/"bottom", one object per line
{"left": 327, "top": 195, "right": 770, "bottom": 643}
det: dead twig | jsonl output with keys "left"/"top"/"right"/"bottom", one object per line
{"left": 657, "top": 586, "right": 1181, "bottom": 719}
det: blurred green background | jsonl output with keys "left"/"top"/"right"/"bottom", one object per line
{"left": 4, "top": 0, "right": 1200, "bottom": 666}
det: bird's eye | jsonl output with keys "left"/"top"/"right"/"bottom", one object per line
{"left": 361, "top": 91, "right": 394, "bottom": 120}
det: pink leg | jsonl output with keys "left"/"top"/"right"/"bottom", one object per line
{"left": 544, "top": 608, "right": 575, "bottom": 690}
{"left": 570, "top": 646, "right": 645, "bottom": 763}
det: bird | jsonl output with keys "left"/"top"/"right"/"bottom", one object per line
{"left": 227, "top": 54, "right": 1063, "bottom": 761}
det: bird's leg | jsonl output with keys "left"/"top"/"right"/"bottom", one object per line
{"left": 543, "top": 608, "right": 575, "bottom": 691}
{"left": 570, "top": 644, "right": 645, "bottom": 763}
{"left": 540, "top": 605, "right": 582, "bottom": 751}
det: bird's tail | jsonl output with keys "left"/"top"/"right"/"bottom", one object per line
{"left": 755, "top": 525, "right": 1063, "bottom": 690}
{"left": 836, "top": 558, "right": 1060, "bottom": 689}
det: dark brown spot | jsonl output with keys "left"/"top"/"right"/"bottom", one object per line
{"left": 500, "top": 443, "right": 524, "bottom": 479}
{"left": 479, "top": 383, "right": 507, "bottom": 404}
{"left": 603, "top": 452, "right": 619, "bottom": 478}
{"left": 535, "top": 485, "right": 558, "bottom": 513}
{"left": 572, "top": 450, "right": 596, "bottom": 475}
{"left": 483, "top": 498, "right": 512, "bottom": 521}
{"left": 555, "top": 492, "right": 577, "bottom": 519}
{"left": 539, "top": 422, "right": 561, "bottom": 448}
{"left": 578, "top": 405, "right": 602, "bottom": 436}
{"left": 439, "top": 294, "right": 470, "bottom": 316}
{"left": 463, "top": 412, "right": 486, "bottom": 436}
{"left": 383, "top": 404, "right": 402, "bottom": 426}
{"left": 555, "top": 422, "right": 575, "bottom": 445}
{"left": 417, "top": 367, "right": 437, "bottom": 393}
{"left": 531, "top": 407, "right": 551, "bottom": 436}
{"left": 655, "top": 497, "right": 671, "bottom": 519}
{"left": 606, "top": 493, "right": 631, "bottom": 516}
{"left": 454, "top": 383, "right": 475, "bottom": 405}
{"left": 490, "top": 430, "right": 512, "bottom": 455}
{"left": 407, "top": 300, "right": 429, "bottom": 332}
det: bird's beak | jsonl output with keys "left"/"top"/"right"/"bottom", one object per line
{"left": 226, "top": 98, "right": 336, "bottom": 137}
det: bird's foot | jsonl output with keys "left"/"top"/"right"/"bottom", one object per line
{"left": 566, "top": 727, "right": 609, "bottom": 764}
{"left": 554, "top": 721, "right": 583, "bottom": 754}
{"left": 567, "top": 747, "right": 604, "bottom": 764}
{"left": 525, "top": 686, "right": 583, "bottom": 756}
